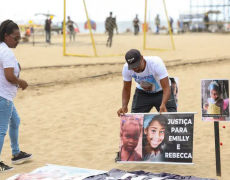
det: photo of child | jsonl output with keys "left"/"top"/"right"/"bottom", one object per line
{"left": 137, "top": 80, "right": 156, "bottom": 92}
{"left": 201, "top": 79, "right": 229, "bottom": 121}
{"left": 119, "top": 115, "right": 143, "bottom": 161}
{"left": 142, "top": 115, "right": 168, "bottom": 162}
{"left": 170, "top": 77, "right": 179, "bottom": 109}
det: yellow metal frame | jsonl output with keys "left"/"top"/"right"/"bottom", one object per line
{"left": 83, "top": 0, "right": 97, "bottom": 57}
{"left": 63, "top": 0, "right": 125, "bottom": 57}
{"left": 63, "top": 0, "right": 175, "bottom": 58}
{"left": 63, "top": 0, "right": 96, "bottom": 57}
{"left": 143, "top": 0, "right": 175, "bottom": 51}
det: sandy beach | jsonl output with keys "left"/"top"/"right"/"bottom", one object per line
{"left": 1, "top": 33, "right": 230, "bottom": 180}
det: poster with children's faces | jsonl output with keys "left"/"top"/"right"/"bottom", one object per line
{"left": 119, "top": 113, "right": 194, "bottom": 164}
{"left": 169, "top": 77, "right": 179, "bottom": 109}
{"left": 201, "top": 79, "right": 229, "bottom": 121}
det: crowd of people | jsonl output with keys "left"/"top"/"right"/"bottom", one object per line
{"left": 39, "top": 12, "right": 176, "bottom": 46}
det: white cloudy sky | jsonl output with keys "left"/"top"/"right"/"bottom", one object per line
{"left": 0, "top": 0, "right": 227, "bottom": 24}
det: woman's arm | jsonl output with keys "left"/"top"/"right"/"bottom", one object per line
{"left": 4, "top": 68, "right": 19, "bottom": 84}
{"left": 4, "top": 68, "right": 28, "bottom": 90}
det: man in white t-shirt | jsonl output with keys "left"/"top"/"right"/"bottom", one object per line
{"left": 117, "top": 49, "right": 177, "bottom": 116}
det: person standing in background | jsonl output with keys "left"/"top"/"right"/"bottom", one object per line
{"left": 133, "top": 14, "right": 140, "bottom": 35}
{"left": 67, "top": 16, "right": 79, "bottom": 42}
{"left": 169, "top": 17, "right": 173, "bottom": 33}
{"left": 105, "top": 12, "right": 117, "bottom": 47}
{"left": 155, "top": 14, "right": 160, "bottom": 34}
{"left": 45, "top": 18, "right": 52, "bottom": 43}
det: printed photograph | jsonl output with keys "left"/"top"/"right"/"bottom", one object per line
{"left": 201, "top": 79, "right": 229, "bottom": 121}
{"left": 142, "top": 114, "right": 168, "bottom": 162}
{"left": 119, "top": 114, "right": 143, "bottom": 161}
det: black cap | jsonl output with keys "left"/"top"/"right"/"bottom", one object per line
{"left": 125, "top": 49, "right": 142, "bottom": 70}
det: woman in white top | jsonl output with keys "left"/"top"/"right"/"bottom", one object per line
{"left": 0, "top": 20, "right": 32, "bottom": 172}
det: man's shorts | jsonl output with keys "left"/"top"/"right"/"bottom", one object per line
{"left": 131, "top": 86, "right": 177, "bottom": 113}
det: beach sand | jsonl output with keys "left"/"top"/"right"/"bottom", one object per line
{"left": 1, "top": 33, "right": 230, "bottom": 180}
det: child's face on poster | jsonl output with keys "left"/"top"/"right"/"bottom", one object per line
{"left": 145, "top": 120, "right": 165, "bottom": 148}
{"left": 122, "top": 124, "right": 140, "bottom": 152}
{"left": 210, "top": 90, "right": 219, "bottom": 100}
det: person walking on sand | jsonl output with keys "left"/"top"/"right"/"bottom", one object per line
{"left": 105, "top": 12, "right": 117, "bottom": 47}
{"left": 67, "top": 16, "right": 79, "bottom": 42}
{"left": 155, "top": 14, "right": 160, "bottom": 34}
{"left": 0, "top": 19, "right": 32, "bottom": 172}
{"left": 133, "top": 14, "right": 140, "bottom": 35}
{"left": 45, "top": 18, "right": 52, "bottom": 43}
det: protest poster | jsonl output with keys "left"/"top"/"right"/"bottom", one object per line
{"left": 118, "top": 113, "right": 195, "bottom": 164}
{"left": 201, "top": 79, "right": 229, "bottom": 121}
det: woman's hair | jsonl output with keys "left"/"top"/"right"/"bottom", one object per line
{"left": 0, "top": 20, "right": 19, "bottom": 42}
{"left": 143, "top": 115, "right": 168, "bottom": 155}
{"left": 208, "top": 80, "right": 221, "bottom": 94}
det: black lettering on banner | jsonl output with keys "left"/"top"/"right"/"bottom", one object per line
{"left": 163, "top": 114, "right": 194, "bottom": 163}
{"left": 140, "top": 114, "right": 194, "bottom": 163}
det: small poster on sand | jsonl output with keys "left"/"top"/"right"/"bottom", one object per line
{"left": 118, "top": 113, "right": 195, "bottom": 164}
{"left": 201, "top": 79, "right": 229, "bottom": 121}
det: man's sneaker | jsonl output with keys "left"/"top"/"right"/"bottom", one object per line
{"left": 0, "top": 161, "right": 14, "bottom": 172}
{"left": 11, "top": 151, "right": 33, "bottom": 165}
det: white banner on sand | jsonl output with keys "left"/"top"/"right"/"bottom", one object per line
{"left": 7, "top": 164, "right": 106, "bottom": 180}
{"left": 118, "top": 113, "right": 196, "bottom": 164}
{"left": 7, "top": 164, "right": 216, "bottom": 180}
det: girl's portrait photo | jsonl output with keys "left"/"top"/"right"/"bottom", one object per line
{"left": 143, "top": 115, "right": 168, "bottom": 161}
{"left": 119, "top": 115, "right": 143, "bottom": 161}
{"left": 201, "top": 79, "right": 229, "bottom": 121}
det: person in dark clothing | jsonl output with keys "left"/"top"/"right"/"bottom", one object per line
{"left": 105, "top": 12, "right": 116, "bottom": 47}
{"left": 133, "top": 14, "right": 140, "bottom": 35}
{"left": 45, "top": 18, "right": 52, "bottom": 43}
{"left": 204, "top": 13, "right": 210, "bottom": 32}
{"left": 155, "top": 14, "right": 160, "bottom": 34}
{"left": 169, "top": 17, "right": 173, "bottom": 33}
{"left": 67, "top": 16, "right": 78, "bottom": 42}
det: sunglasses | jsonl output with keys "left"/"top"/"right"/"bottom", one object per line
{"left": 10, "top": 35, "right": 22, "bottom": 42}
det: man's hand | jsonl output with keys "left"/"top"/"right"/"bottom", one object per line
{"left": 118, "top": 81, "right": 132, "bottom": 117}
{"left": 159, "top": 104, "right": 167, "bottom": 114}
{"left": 117, "top": 106, "right": 128, "bottom": 117}
{"left": 18, "top": 79, "right": 28, "bottom": 90}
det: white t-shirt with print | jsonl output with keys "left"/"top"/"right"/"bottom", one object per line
{"left": 0, "top": 42, "right": 20, "bottom": 101}
{"left": 122, "top": 56, "right": 170, "bottom": 93}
